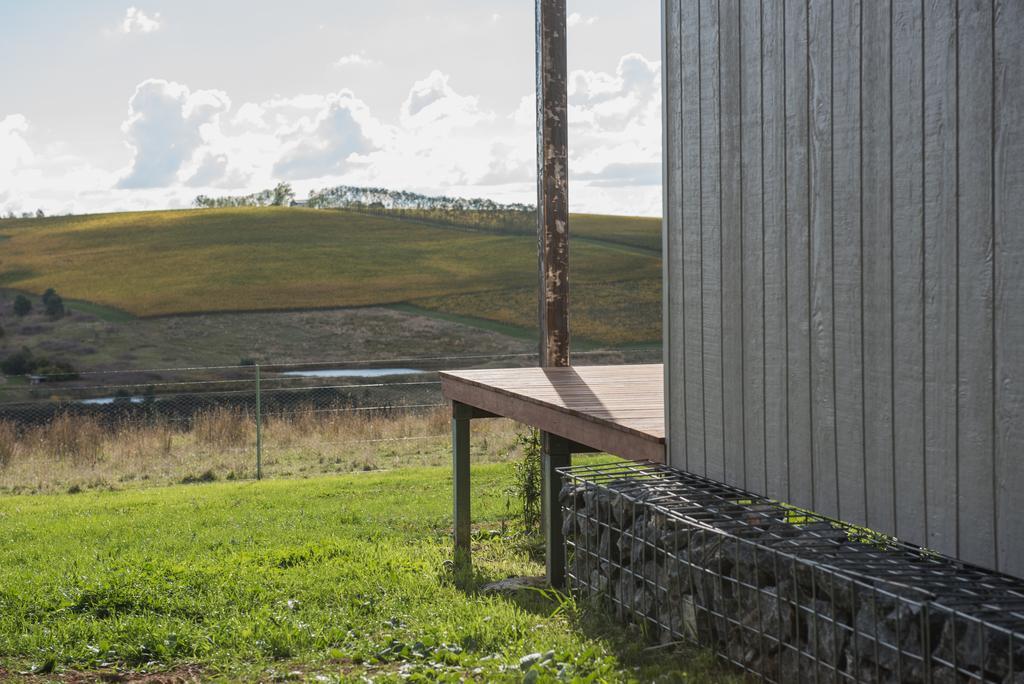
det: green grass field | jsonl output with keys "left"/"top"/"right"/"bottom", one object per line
{"left": 0, "top": 208, "right": 661, "bottom": 346}
{"left": 564, "top": 213, "right": 662, "bottom": 254}
{"left": 0, "top": 462, "right": 730, "bottom": 682}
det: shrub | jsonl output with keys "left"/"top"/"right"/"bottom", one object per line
{"left": 0, "top": 350, "right": 77, "bottom": 382}
{"left": 0, "top": 348, "right": 78, "bottom": 380}
{"left": 31, "top": 358, "right": 78, "bottom": 381}
{"left": 1, "top": 348, "right": 33, "bottom": 375}
{"left": 181, "top": 469, "right": 218, "bottom": 485}
{"left": 13, "top": 295, "right": 31, "bottom": 317}
{"left": 507, "top": 429, "right": 542, "bottom": 534}
{"left": 42, "top": 289, "right": 65, "bottom": 319}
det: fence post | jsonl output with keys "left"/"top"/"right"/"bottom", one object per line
{"left": 255, "top": 364, "right": 262, "bottom": 480}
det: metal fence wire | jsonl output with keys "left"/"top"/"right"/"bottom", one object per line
{"left": 0, "top": 349, "right": 663, "bottom": 481}
{"left": 0, "top": 372, "right": 445, "bottom": 428}
{"left": 0, "top": 349, "right": 662, "bottom": 432}
{"left": 559, "top": 461, "right": 1024, "bottom": 683}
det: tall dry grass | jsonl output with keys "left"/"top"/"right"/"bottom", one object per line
{"left": 0, "top": 406, "right": 520, "bottom": 495}
{"left": 39, "top": 414, "right": 106, "bottom": 464}
{"left": 193, "top": 408, "right": 251, "bottom": 449}
{"left": 0, "top": 420, "right": 18, "bottom": 469}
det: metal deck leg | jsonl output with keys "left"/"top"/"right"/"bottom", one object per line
{"left": 541, "top": 432, "right": 571, "bottom": 588}
{"left": 452, "top": 402, "right": 472, "bottom": 573}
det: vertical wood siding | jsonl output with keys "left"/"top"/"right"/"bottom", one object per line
{"left": 662, "top": 0, "right": 1024, "bottom": 578}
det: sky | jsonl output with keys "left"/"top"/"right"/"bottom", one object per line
{"left": 0, "top": 1, "right": 662, "bottom": 217}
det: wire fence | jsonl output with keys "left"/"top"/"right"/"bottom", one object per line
{"left": 560, "top": 461, "right": 1024, "bottom": 683}
{"left": 0, "top": 348, "right": 661, "bottom": 487}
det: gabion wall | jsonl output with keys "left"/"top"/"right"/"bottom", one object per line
{"left": 559, "top": 462, "right": 1024, "bottom": 683}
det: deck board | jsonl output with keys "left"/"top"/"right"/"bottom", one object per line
{"left": 439, "top": 364, "right": 666, "bottom": 463}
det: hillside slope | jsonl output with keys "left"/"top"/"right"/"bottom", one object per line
{"left": 0, "top": 208, "right": 661, "bottom": 344}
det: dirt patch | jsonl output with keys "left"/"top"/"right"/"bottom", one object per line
{"left": 0, "top": 665, "right": 203, "bottom": 683}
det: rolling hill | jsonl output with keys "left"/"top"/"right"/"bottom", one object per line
{"left": 0, "top": 208, "right": 661, "bottom": 346}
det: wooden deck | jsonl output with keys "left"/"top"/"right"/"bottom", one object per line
{"left": 439, "top": 364, "right": 665, "bottom": 462}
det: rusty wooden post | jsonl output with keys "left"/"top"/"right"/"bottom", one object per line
{"left": 537, "top": 0, "right": 570, "bottom": 589}
{"left": 536, "top": 0, "right": 569, "bottom": 368}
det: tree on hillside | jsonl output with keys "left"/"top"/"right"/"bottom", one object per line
{"left": 42, "top": 289, "right": 65, "bottom": 319}
{"left": 0, "top": 347, "right": 78, "bottom": 380}
{"left": 13, "top": 295, "right": 31, "bottom": 317}
{"left": 35, "top": 209, "right": 45, "bottom": 218}
{"left": 0, "top": 348, "right": 33, "bottom": 375}
{"left": 272, "top": 182, "right": 295, "bottom": 206}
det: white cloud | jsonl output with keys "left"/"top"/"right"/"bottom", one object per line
{"left": 568, "top": 12, "right": 598, "bottom": 27}
{"left": 232, "top": 102, "right": 268, "bottom": 130}
{"left": 335, "top": 52, "right": 377, "bottom": 68}
{"left": 508, "top": 52, "right": 663, "bottom": 214}
{"left": 0, "top": 114, "right": 124, "bottom": 216}
{"left": 184, "top": 153, "right": 229, "bottom": 187}
{"left": 569, "top": 52, "right": 660, "bottom": 129}
{"left": 0, "top": 115, "right": 34, "bottom": 177}
{"left": 477, "top": 141, "right": 533, "bottom": 185}
{"left": 401, "top": 70, "right": 492, "bottom": 131}
{"left": 507, "top": 51, "right": 662, "bottom": 205}
{"left": 1, "top": 52, "right": 663, "bottom": 217}
{"left": 117, "top": 79, "right": 230, "bottom": 188}
{"left": 567, "top": 52, "right": 661, "bottom": 177}
{"left": 271, "top": 92, "right": 383, "bottom": 179}
{"left": 120, "top": 7, "right": 161, "bottom": 34}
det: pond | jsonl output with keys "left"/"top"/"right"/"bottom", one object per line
{"left": 79, "top": 396, "right": 148, "bottom": 405}
{"left": 279, "top": 368, "right": 425, "bottom": 379}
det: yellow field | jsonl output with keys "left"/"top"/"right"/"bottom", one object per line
{"left": 0, "top": 208, "right": 662, "bottom": 344}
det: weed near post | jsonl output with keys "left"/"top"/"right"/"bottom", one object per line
{"left": 506, "top": 429, "right": 542, "bottom": 534}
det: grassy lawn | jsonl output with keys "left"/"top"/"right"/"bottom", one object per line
{"left": 0, "top": 209, "right": 660, "bottom": 348}
{"left": 58, "top": 298, "right": 136, "bottom": 323}
{"left": 567, "top": 214, "right": 662, "bottom": 254}
{"left": 0, "top": 462, "right": 731, "bottom": 682}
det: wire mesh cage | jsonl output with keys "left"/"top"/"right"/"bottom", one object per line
{"left": 559, "top": 461, "right": 1024, "bottom": 683}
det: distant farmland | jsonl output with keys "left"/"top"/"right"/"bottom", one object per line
{"left": 0, "top": 208, "right": 661, "bottom": 346}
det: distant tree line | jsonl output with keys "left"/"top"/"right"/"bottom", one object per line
{"left": 193, "top": 182, "right": 538, "bottom": 235}
{"left": 193, "top": 182, "right": 295, "bottom": 208}
{"left": 0, "top": 209, "right": 46, "bottom": 220}
{"left": 306, "top": 185, "right": 536, "bottom": 234}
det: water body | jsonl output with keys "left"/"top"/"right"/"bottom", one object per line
{"left": 80, "top": 396, "right": 148, "bottom": 405}
{"left": 279, "top": 368, "right": 424, "bottom": 379}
